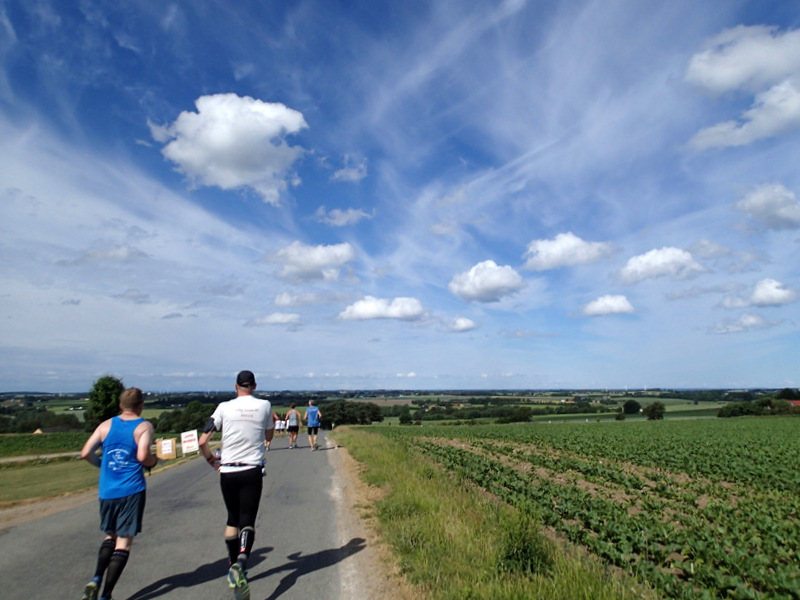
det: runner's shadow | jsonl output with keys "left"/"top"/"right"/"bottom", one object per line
{"left": 127, "top": 547, "right": 272, "bottom": 600}
{"left": 250, "top": 537, "right": 366, "bottom": 600}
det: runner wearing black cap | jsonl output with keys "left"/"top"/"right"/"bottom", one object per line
{"left": 199, "top": 370, "right": 274, "bottom": 600}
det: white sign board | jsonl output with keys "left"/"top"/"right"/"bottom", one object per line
{"left": 181, "top": 429, "right": 199, "bottom": 455}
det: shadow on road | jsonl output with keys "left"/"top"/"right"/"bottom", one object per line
{"left": 127, "top": 547, "right": 273, "bottom": 599}
{"left": 252, "top": 537, "right": 366, "bottom": 599}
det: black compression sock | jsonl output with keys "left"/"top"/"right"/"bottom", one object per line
{"left": 94, "top": 538, "right": 116, "bottom": 580}
{"left": 101, "top": 549, "right": 129, "bottom": 598}
{"left": 226, "top": 535, "right": 239, "bottom": 565}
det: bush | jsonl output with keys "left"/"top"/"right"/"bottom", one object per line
{"left": 642, "top": 402, "right": 665, "bottom": 420}
{"left": 622, "top": 399, "right": 641, "bottom": 415}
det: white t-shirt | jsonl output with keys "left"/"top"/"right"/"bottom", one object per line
{"left": 210, "top": 394, "right": 274, "bottom": 473}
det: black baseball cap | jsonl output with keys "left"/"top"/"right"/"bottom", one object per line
{"left": 236, "top": 370, "right": 256, "bottom": 388}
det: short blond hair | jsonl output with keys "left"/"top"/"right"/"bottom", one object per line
{"left": 119, "top": 387, "right": 144, "bottom": 411}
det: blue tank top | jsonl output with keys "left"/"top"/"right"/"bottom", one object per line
{"left": 99, "top": 416, "right": 147, "bottom": 500}
{"left": 306, "top": 406, "right": 320, "bottom": 427}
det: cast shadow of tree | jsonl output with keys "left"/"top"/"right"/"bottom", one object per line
{"left": 127, "top": 547, "right": 272, "bottom": 600}
{"left": 250, "top": 536, "right": 366, "bottom": 600}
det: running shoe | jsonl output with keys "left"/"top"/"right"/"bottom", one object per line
{"left": 227, "top": 563, "right": 250, "bottom": 600}
{"left": 82, "top": 580, "right": 99, "bottom": 600}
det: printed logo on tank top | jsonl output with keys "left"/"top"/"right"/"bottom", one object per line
{"left": 107, "top": 448, "right": 133, "bottom": 471}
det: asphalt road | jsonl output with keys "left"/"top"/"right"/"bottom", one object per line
{"left": 0, "top": 430, "right": 367, "bottom": 600}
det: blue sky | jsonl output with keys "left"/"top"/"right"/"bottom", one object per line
{"left": 1, "top": 0, "right": 799, "bottom": 393}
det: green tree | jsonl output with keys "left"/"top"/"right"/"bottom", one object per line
{"left": 86, "top": 375, "right": 125, "bottom": 430}
{"left": 642, "top": 401, "right": 665, "bottom": 420}
{"left": 622, "top": 399, "right": 641, "bottom": 415}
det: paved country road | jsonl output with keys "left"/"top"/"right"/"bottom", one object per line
{"left": 0, "top": 430, "right": 379, "bottom": 600}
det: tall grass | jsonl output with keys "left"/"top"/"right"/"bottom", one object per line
{"left": 332, "top": 427, "right": 655, "bottom": 600}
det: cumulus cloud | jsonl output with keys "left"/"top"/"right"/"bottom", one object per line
{"left": 314, "top": 206, "right": 374, "bottom": 227}
{"left": 689, "top": 79, "right": 800, "bottom": 149}
{"left": 331, "top": 155, "right": 368, "bottom": 182}
{"left": 523, "top": 232, "right": 612, "bottom": 270}
{"left": 686, "top": 26, "right": 800, "bottom": 149}
{"left": 273, "top": 241, "right": 355, "bottom": 281}
{"left": 735, "top": 183, "right": 800, "bottom": 229}
{"left": 686, "top": 25, "right": 800, "bottom": 94}
{"left": 338, "top": 296, "right": 425, "bottom": 321}
{"left": 709, "top": 313, "right": 775, "bottom": 335}
{"left": 450, "top": 317, "right": 477, "bottom": 332}
{"left": 246, "top": 312, "right": 301, "bottom": 326}
{"left": 722, "top": 278, "right": 798, "bottom": 308}
{"left": 620, "top": 247, "right": 706, "bottom": 284}
{"left": 582, "top": 295, "right": 634, "bottom": 317}
{"left": 152, "top": 93, "right": 307, "bottom": 204}
{"left": 449, "top": 260, "right": 525, "bottom": 302}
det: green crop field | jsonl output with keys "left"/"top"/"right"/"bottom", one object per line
{"left": 371, "top": 417, "right": 800, "bottom": 599}
{"left": 0, "top": 433, "right": 87, "bottom": 457}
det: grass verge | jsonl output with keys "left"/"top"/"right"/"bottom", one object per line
{"left": 331, "top": 427, "right": 656, "bottom": 600}
{"left": 0, "top": 455, "right": 191, "bottom": 506}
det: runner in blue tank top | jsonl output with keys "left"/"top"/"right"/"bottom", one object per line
{"left": 80, "top": 387, "right": 158, "bottom": 600}
{"left": 303, "top": 399, "right": 322, "bottom": 451}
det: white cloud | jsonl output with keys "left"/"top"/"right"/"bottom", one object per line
{"left": 686, "top": 26, "right": 800, "bottom": 150}
{"left": 620, "top": 247, "right": 706, "bottom": 284}
{"left": 246, "top": 312, "right": 301, "bottom": 326}
{"left": 523, "top": 232, "right": 612, "bottom": 270}
{"left": 709, "top": 313, "right": 775, "bottom": 335}
{"left": 338, "top": 296, "right": 425, "bottom": 321}
{"left": 449, "top": 260, "right": 525, "bottom": 302}
{"left": 450, "top": 317, "right": 476, "bottom": 332}
{"left": 723, "top": 278, "right": 798, "bottom": 309}
{"left": 686, "top": 25, "right": 800, "bottom": 94}
{"left": 750, "top": 278, "right": 797, "bottom": 306}
{"left": 331, "top": 155, "right": 368, "bottom": 183}
{"left": 273, "top": 241, "right": 355, "bottom": 281}
{"left": 735, "top": 183, "right": 800, "bottom": 230}
{"left": 689, "top": 78, "right": 800, "bottom": 149}
{"left": 582, "top": 294, "right": 634, "bottom": 317}
{"left": 314, "top": 206, "right": 374, "bottom": 227}
{"left": 152, "top": 93, "right": 307, "bottom": 204}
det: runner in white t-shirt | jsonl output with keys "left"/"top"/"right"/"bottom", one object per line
{"left": 199, "top": 370, "right": 274, "bottom": 600}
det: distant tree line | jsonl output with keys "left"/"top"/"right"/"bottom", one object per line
{"left": 718, "top": 390, "right": 800, "bottom": 418}
{"left": 0, "top": 406, "right": 82, "bottom": 433}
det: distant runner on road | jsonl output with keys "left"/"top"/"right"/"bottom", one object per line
{"left": 79, "top": 387, "right": 158, "bottom": 600}
{"left": 199, "top": 370, "right": 274, "bottom": 600}
{"left": 285, "top": 402, "right": 301, "bottom": 448}
{"left": 303, "top": 399, "right": 322, "bottom": 451}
